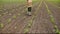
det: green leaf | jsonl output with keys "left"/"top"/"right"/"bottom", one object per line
{"left": 0, "top": 23, "right": 4, "bottom": 28}
{"left": 13, "top": 15, "right": 17, "bottom": 19}
{"left": 59, "top": 31, "right": 60, "bottom": 34}
{"left": 50, "top": 15, "right": 55, "bottom": 23}
{"left": 56, "top": 29, "right": 59, "bottom": 33}
{"left": 54, "top": 25, "right": 58, "bottom": 29}
{"left": 48, "top": 10, "right": 51, "bottom": 14}
{"left": 24, "top": 29, "right": 29, "bottom": 33}
{"left": 28, "top": 23, "right": 31, "bottom": 27}
{"left": 7, "top": 18, "right": 11, "bottom": 23}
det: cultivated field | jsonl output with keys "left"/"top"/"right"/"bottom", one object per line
{"left": 0, "top": 0, "right": 60, "bottom": 34}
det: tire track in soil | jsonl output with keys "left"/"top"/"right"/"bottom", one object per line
{"left": 22, "top": 0, "right": 43, "bottom": 33}
{"left": 45, "top": 1, "right": 60, "bottom": 31}
{"left": 0, "top": 1, "right": 39, "bottom": 33}
{"left": 28, "top": 1, "right": 55, "bottom": 33}
{"left": 27, "top": 0, "right": 43, "bottom": 33}
{"left": 18, "top": 0, "right": 42, "bottom": 33}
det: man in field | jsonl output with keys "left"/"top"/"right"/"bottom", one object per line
{"left": 27, "top": 0, "right": 32, "bottom": 16}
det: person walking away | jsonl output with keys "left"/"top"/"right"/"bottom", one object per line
{"left": 27, "top": 0, "right": 32, "bottom": 16}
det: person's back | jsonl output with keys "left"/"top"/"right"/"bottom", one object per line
{"left": 27, "top": 0, "right": 32, "bottom": 16}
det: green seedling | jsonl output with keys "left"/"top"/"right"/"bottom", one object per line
{"left": 48, "top": 10, "right": 52, "bottom": 15}
{"left": 7, "top": 18, "right": 11, "bottom": 23}
{"left": 28, "top": 20, "right": 33, "bottom": 28}
{"left": 24, "top": 28, "right": 29, "bottom": 33}
{"left": 45, "top": 1, "right": 60, "bottom": 34}
{"left": 50, "top": 15, "right": 55, "bottom": 24}
{"left": 54, "top": 25, "right": 58, "bottom": 29}
{"left": 55, "top": 25, "right": 58, "bottom": 28}
{"left": 0, "top": 23, "right": 4, "bottom": 28}
{"left": 50, "top": 15, "right": 53, "bottom": 17}
{"left": 28, "top": 23, "right": 31, "bottom": 26}
{"left": 56, "top": 29, "right": 59, "bottom": 33}
{"left": 13, "top": 15, "right": 17, "bottom": 19}
{"left": 56, "top": 27, "right": 59, "bottom": 33}
{"left": 54, "top": 25, "right": 60, "bottom": 34}
{"left": 27, "top": 23, "right": 32, "bottom": 28}
{"left": 24, "top": 20, "right": 33, "bottom": 33}
{"left": 56, "top": 32, "right": 59, "bottom": 34}
{"left": 59, "top": 31, "right": 60, "bottom": 34}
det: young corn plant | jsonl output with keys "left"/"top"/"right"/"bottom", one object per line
{"left": 12, "top": 15, "right": 17, "bottom": 19}
{"left": 45, "top": 2, "right": 60, "bottom": 34}
{"left": 23, "top": 17, "right": 34, "bottom": 34}
{"left": 0, "top": 23, "right": 4, "bottom": 29}
{"left": 7, "top": 18, "right": 12, "bottom": 24}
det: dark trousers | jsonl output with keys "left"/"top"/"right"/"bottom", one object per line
{"left": 28, "top": 7, "right": 32, "bottom": 12}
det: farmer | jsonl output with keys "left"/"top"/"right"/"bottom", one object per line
{"left": 27, "top": 0, "right": 32, "bottom": 16}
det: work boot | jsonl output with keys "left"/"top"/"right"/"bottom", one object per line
{"left": 27, "top": 12, "right": 31, "bottom": 16}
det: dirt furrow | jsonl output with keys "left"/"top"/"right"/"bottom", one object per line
{"left": 45, "top": 1, "right": 60, "bottom": 31}
{"left": 28, "top": 1, "right": 54, "bottom": 33}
